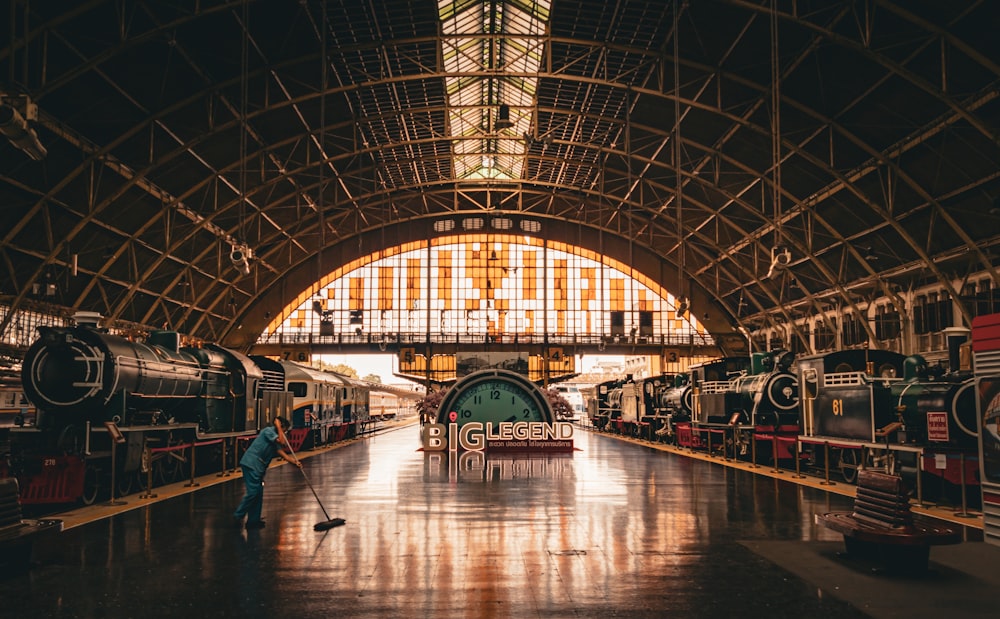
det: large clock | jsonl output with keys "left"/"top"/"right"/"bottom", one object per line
{"left": 437, "top": 369, "right": 554, "bottom": 429}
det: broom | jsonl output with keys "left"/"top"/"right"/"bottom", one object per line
{"left": 279, "top": 429, "right": 346, "bottom": 531}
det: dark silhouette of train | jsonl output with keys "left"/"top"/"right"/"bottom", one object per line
{"left": 586, "top": 341, "right": 980, "bottom": 502}
{"left": 797, "top": 347, "right": 977, "bottom": 490}
{"left": 4, "top": 312, "right": 371, "bottom": 506}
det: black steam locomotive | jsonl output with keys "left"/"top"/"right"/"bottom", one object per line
{"left": 798, "top": 348, "right": 978, "bottom": 491}
{"left": 652, "top": 373, "right": 693, "bottom": 441}
{"left": 6, "top": 312, "right": 369, "bottom": 506}
{"left": 9, "top": 312, "right": 285, "bottom": 504}
{"left": 605, "top": 373, "right": 677, "bottom": 438}
{"left": 683, "top": 351, "right": 798, "bottom": 459}
{"left": 586, "top": 341, "right": 980, "bottom": 501}
{"left": 586, "top": 373, "right": 679, "bottom": 439}
{"left": 587, "top": 377, "right": 624, "bottom": 431}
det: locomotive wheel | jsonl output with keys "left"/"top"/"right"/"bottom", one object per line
{"left": 200, "top": 442, "right": 226, "bottom": 475}
{"left": 153, "top": 435, "right": 187, "bottom": 486}
{"left": 152, "top": 454, "right": 169, "bottom": 486}
{"left": 158, "top": 434, "right": 189, "bottom": 484}
{"left": 57, "top": 424, "right": 86, "bottom": 454}
{"left": 838, "top": 449, "right": 859, "bottom": 484}
{"left": 116, "top": 469, "right": 134, "bottom": 496}
{"left": 80, "top": 464, "right": 100, "bottom": 506}
{"left": 133, "top": 467, "right": 148, "bottom": 491}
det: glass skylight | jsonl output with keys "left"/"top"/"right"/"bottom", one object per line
{"left": 439, "top": 0, "right": 550, "bottom": 181}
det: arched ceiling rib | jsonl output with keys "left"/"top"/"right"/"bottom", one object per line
{"left": 1, "top": 0, "right": 998, "bottom": 351}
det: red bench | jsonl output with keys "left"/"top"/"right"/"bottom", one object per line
{"left": 815, "top": 469, "right": 960, "bottom": 575}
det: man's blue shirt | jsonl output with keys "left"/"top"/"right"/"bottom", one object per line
{"left": 240, "top": 426, "right": 281, "bottom": 475}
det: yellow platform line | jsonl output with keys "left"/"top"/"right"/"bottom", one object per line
{"left": 54, "top": 420, "right": 418, "bottom": 530}
{"left": 581, "top": 426, "right": 984, "bottom": 530}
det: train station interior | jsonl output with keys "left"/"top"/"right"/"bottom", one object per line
{"left": 2, "top": 1, "right": 1000, "bottom": 617}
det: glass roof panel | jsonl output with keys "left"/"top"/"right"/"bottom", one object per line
{"left": 439, "top": 1, "right": 551, "bottom": 182}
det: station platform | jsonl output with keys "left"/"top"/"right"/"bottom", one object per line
{"left": 1, "top": 422, "right": 997, "bottom": 618}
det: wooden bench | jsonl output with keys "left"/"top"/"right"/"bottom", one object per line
{"left": 815, "top": 469, "right": 961, "bottom": 575}
{"left": 0, "top": 478, "right": 63, "bottom": 575}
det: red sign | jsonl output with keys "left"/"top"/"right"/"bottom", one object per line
{"left": 925, "top": 411, "right": 949, "bottom": 442}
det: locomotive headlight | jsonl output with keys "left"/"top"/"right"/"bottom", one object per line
{"left": 40, "top": 329, "right": 69, "bottom": 345}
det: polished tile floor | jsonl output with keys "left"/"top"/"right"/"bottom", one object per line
{"left": 2, "top": 424, "right": 997, "bottom": 618}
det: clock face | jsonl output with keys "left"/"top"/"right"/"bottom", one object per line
{"left": 438, "top": 369, "right": 553, "bottom": 428}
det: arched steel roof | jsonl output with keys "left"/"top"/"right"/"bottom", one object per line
{"left": 1, "top": 0, "right": 998, "bottom": 351}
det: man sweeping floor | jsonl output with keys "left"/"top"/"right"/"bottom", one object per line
{"left": 232, "top": 417, "right": 301, "bottom": 530}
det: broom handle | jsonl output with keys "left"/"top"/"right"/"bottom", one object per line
{"left": 275, "top": 422, "right": 300, "bottom": 466}
{"left": 279, "top": 430, "right": 333, "bottom": 522}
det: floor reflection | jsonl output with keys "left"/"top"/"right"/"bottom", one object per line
{"left": 3, "top": 425, "right": 984, "bottom": 618}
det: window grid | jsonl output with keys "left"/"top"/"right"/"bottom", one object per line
{"left": 263, "top": 236, "right": 708, "bottom": 343}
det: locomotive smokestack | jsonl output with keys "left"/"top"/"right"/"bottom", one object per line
{"left": 942, "top": 326, "right": 970, "bottom": 373}
{"left": 72, "top": 311, "right": 102, "bottom": 327}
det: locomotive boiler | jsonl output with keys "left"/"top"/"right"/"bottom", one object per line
{"left": 21, "top": 312, "right": 262, "bottom": 434}
{"left": 613, "top": 373, "right": 675, "bottom": 437}
{"left": 653, "top": 373, "right": 692, "bottom": 442}
{"left": 688, "top": 351, "right": 797, "bottom": 459}
{"left": 727, "top": 350, "right": 798, "bottom": 427}
{"left": 890, "top": 356, "right": 978, "bottom": 451}
{"left": 587, "top": 378, "right": 624, "bottom": 430}
{"left": 660, "top": 373, "right": 692, "bottom": 420}
{"left": 688, "top": 355, "right": 752, "bottom": 424}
